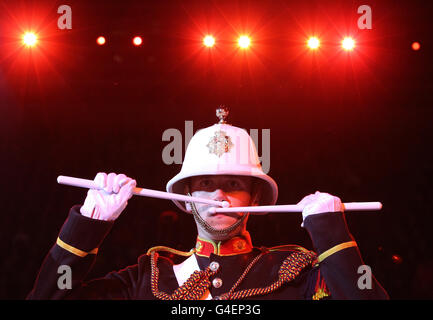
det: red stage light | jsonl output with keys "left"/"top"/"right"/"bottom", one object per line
{"left": 132, "top": 36, "right": 143, "bottom": 46}
{"left": 341, "top": 37, "right": 355, "bottom": 51}
{"left": 22, "top": 32, "right": 38, "bottom": 47}
{"left": 391, "top": 254, "right": 403, "bottom": 264}
{"left": 203, "top": 35, "right": 215, "bottom": 48}
{"left": 96, "top": 36, "right": 106, "bottom": 46}
{"left": 412, "top": 42, "right": 420, "bottom": 51}
{"left": 307, "top": 37, "right": 320, "bottom": 50}
{"left": 237, "top": 35, "right": 251, "bottom": 49}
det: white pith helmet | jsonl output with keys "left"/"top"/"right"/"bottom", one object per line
{"left": 166, "top": 107, "right": 278, "bottom": 213}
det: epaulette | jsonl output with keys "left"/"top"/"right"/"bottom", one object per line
{"left": 146, "top": 245, "right": 195, "bottom": 257}
{"left": 267, "top": 244, "right": 315, "bottom": 254}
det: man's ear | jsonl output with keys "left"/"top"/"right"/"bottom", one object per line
{"left": 184, "top": 183, "right": 192, "bottom": 212}
{"left": 250, "top": 180, "right": 261, "bottom": 207}
{"left": 250, "top": 194, "right": 259, "bottom": 207}
{"left": 184, "top": 178, "right": 193, "bottom": 194}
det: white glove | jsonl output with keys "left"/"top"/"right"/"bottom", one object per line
{"left": 80, "top": 172, "right": 136, "bottom": 221}
{"left": 298, "top": 191, "right": 344, "bottom": 227}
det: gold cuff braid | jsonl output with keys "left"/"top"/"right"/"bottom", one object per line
{"left": 317, "top": 241, "right": 357, "bottom": 263}
{"left": 56, "top": 237, "right": 98, "bottom": 257}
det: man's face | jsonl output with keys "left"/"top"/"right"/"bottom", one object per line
{"left": 189, "top": 175, "right": 256, "bottom": 241}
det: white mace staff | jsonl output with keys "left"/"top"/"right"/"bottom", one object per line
{"left": 57, "top": 175, "right": 382, "bottom": 214}
{"left": 57, "top": 175, "right": 230, "bottom": 208}
{"left": 208, "top": 202, "right": 382, "bottom": 215}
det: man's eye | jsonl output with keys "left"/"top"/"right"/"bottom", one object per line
{"left": 200, "top": 180, "right": 212, "bottom": 188}
{"left": 228, "top": 180, "right": 240, "bottom": 189}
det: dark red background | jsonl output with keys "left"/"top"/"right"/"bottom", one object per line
{"left": 0, "top": 0, "right": 432, "bottom": 299}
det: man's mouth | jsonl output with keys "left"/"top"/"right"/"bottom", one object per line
{"left": 207, "top": 207, "right": 240, "bottom": 218}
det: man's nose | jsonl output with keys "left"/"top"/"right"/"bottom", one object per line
{"left": 212, "top": 189, "right": 229, "bottom": 202}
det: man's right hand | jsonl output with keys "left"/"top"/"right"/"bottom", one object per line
{"left": 80, "top": 172, "right": 136, "bottom": 221}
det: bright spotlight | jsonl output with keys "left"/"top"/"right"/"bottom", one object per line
{"left": 22, "top": 32, "right": 38, "bottom": 47}
{"left": 307, "top": 37, "right": 320, "bottom": 50}
{"left": 132, "top": 36, "right": 143, "bottom": 46}
{"left": 96, "top": 36, "right": 106, "bottom": 46}
{"left": 203, "top": 35, "right": 215, "bottom": 47}
{"left": 237, "top": 35, "right": 251, "bottom": 49}
{"left": 342, "top": 37, "right": 355, "bottom": 51}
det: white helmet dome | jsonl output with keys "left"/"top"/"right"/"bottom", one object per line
{"left": 166, "top": 108, "right": 278, "bottom": 213}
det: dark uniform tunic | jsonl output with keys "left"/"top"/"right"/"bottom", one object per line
{"left": 27, "top": 205, "right": 389, "bottom": 300}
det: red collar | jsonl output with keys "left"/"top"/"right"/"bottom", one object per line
{"left": 194, "top": 232, "right": 253, "bottom": 257}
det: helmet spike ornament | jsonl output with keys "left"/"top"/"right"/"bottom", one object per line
{"left": 216, "top": 106, "right": 229, "bottom": 124}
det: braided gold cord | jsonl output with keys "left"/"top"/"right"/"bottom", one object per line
{"left": 150, "top": 251, "right": 217, "bottom": 300}
{"left": 219, "top": 250, "right": 317, "bottom": 300}
{"left": 219, "top": 250, "right": 267, "bottom": 299}
{"left": 150, "top": 249, "right": 317, "bottom": 300}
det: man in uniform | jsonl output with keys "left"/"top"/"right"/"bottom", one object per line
{"left": 28, "top": 108, "right": 388, "bottom": 300}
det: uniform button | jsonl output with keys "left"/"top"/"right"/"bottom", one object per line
{"left": 209, "top": 261, "right": 220, "bottom": 272}
{"left": 212, "top": 277, "right": 223, "bottom": 288}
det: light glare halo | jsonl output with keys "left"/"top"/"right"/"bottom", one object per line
{"left": 203, "top": 35, "right": 215, "bottom": 47}
{"left": 342, "top": 37, "right": 355, "bottom": 50}
{"left": 307, "top": 37, "right": 320, "bottom": 49}
{"left": 23, "top": 32, "right": 38, "bottom": 47}
{"left": 238, "top": 35, "right": 251, "bottom": 48}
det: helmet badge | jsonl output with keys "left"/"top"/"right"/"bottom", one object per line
{"left": 207, "top": 130, "right": 233, "bottom": 157}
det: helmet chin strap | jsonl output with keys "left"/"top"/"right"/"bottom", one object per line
{"left": 187, "top": 193, "right": 248, "bottom": 237}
